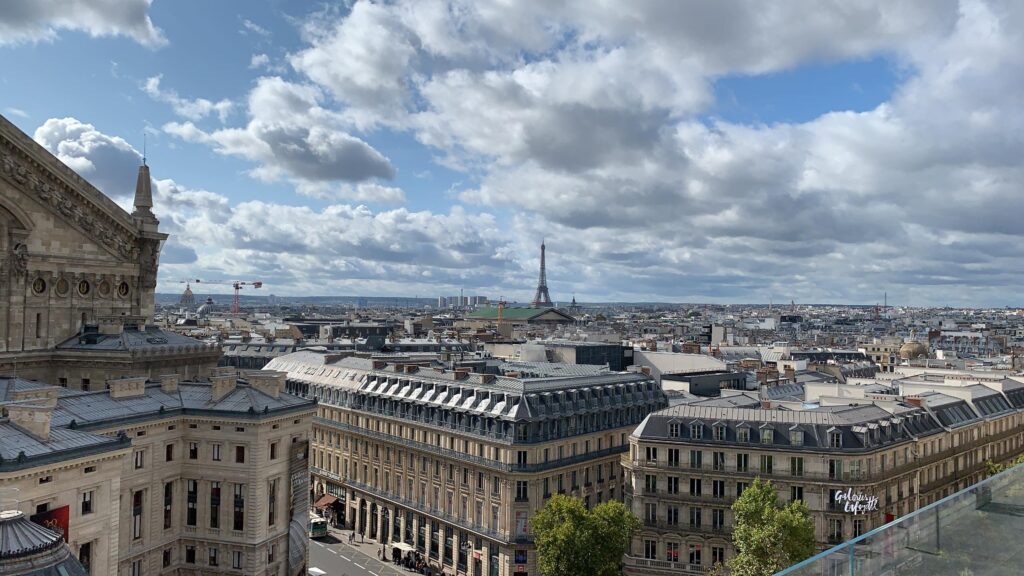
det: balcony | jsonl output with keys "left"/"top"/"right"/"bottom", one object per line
{"left": 622, "top": 556, "right": 715, "bottom": 575}
{"left": 774, "top": 463, "right": 1024, "bottom": 576}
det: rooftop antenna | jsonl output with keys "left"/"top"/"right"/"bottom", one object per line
{"left": 142, "top": 132, "right": 147, "bottom": 165}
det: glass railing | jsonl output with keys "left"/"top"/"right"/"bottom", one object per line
{"left": 775, "top": 462, "right": 1024, "bottom": 576}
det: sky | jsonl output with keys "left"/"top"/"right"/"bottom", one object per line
{"left": 1, "top": 0, "right": 1023, "bottom": 307}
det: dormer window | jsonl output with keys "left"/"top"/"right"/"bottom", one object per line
{"left": 790, "top": 430, "right": 804, "bottom": 446}
{"left": 690, "top": 423, "right": 703, "bottom": 439}
{"left": 713, "top": 425, "right": 726, "bottom": 441}
{"left": 668, "top": 423, "right": 681, "bottom": 438}
{"left": 737, "top": 427, "right": 750, "bottom": 443}
{"left": 829, "top": 431, "right": 843, "bottom": 448}
{"left": 760, "top": 429, "right": 773, "bottom": 444}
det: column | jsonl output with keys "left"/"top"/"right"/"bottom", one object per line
{"left": 399, "top": 508, "right": 407, "bottom": 543}
{"left": 355, "top": 498, "right": 364, "bottom": 534}
{"left": 376, "top": 502, "right": 385, "bottom": 542}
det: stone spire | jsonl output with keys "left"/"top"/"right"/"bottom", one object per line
{"left": 132, "top": 160, "right": 157, "bottom": 222}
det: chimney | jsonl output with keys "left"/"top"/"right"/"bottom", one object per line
{"left": 108, "top": 376, "right": 148, "bottom": 399}
{"left": 404, "top": 365, "right": 420, "bottom": 374}
{"left": 160, "top": 374, "right": 179, "bottom": 393}
{"left": 11, "top": 387, "right": 59, "bottom": 407}
{"left": 640, "top": 366, "right": 652, "bottom": 376}
{"left": 8, "top": 403, "right": 54, "bottom": 441}
{"left": 470, "top": 372, "right": 495, "bottom": 384}
{"left": 372, "top": 360, "right": 387, "bottom": 370}
{"left": 905, "top": 396, "right": 923, "bottom": 408}
{"left": 454, "top": 368, "right": 471, "bottom": 380}
{"left": 248, "top": 371, "right": 285, "bottom": 399}
{"left": 210, "top": 375, "right": 236, "bottom": 402}
{"left": 784, "top": 366, "right": 796, "bottom": 382}
{"left": 761, "top": 400, "right": 772, "bottom": 410}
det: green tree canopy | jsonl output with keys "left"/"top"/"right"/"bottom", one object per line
{"left": 727, "top": 478, "right": 815, "bottom": 576}
{"left": 531, "top": 495, "right": 640, "bottom": 576}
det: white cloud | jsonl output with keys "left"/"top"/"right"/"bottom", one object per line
{"left": 3, "top": 107, "right": 28, "bottom": 118}
{"left": 0, "top": 0, "right": 166, "bottom": 47}
{"left": 249, "top": 53, "right": 270, "bottom": 69}
{"left": 240, "top": 18, "right": 270, "bottom": 37}
{"left": 163, "top": 76, "right": 396, "bottom": 193}
{"left": 143, "top": 75, "right": 233, "bottom": 123}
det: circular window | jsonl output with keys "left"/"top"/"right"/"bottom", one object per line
{"left": 55, "top": 278, "right": 70, "bottom": 296}
{"left": 97, "top": 281, "right": 111, "bottom": 297}
{"left": 77, "top": 280, "right": 90, "bottom": 296}
{"left": 31, "top": 278, "right": 46, "bottom": 295}
{"left": 117, "top": 282, "right": 130, "bottom": 297}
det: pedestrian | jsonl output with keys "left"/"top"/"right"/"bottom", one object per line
{"left": 360, "top": 533, "right": 364, "bottom": 543}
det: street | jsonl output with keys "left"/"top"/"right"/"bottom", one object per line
{"left": 308, "top": 532, "right": 407, "bottom": 576}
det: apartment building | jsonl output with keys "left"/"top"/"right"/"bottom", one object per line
{"left": 266, "top": 352, "right": 668, "bottom": 576}
{"left": 622, "top": 374, "right": 1024, "bottom": 575}
{"left": 0, "top": 370, "right": 316, "bottom": 576}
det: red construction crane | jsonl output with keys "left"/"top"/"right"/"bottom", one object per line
{"left": 180, "top": 278, "right": 263, "bottom": 314}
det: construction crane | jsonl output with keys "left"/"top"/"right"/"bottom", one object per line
{"left": 180, "top": 279, "right": 263, "bottom": 314}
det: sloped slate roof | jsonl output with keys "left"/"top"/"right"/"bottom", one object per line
{"left": 465, "top": 307, "right": 574, "bottom": 321}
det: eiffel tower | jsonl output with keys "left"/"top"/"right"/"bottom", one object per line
{"left": 531, "top": 240, "right": 553, "bottom": 308}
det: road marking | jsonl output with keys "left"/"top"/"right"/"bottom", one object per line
{"left": 340, "top": 554, "right": 350, "bottom": 561}
{"left": 328, "top": 549, "right": 337, "bottom": 554}
{"left": 355, "top": 563, "right": 365, "bottom": 569}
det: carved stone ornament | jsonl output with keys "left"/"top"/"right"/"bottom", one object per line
{"left": 138, "top": 238, "right": 160, "bottom": 289}
{"left": 0, "top": 143, "right": 139, "bottom": 261}
{"left": 8, "top": 242, "right": 27, "bottom": 277}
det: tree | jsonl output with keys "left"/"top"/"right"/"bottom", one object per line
{"left": 728, "top": 478, "right": 815, "bottom": 576}
{"left": 531, "top": 494, "right": 640, "bottom": 576}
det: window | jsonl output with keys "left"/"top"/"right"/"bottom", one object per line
{"left": 668, "top": 423, "right": 680, "bottom": 437}
{"left": 761, "top": 429, "right": 773, "bottom": 444}
{"left": 667, "top": 476, "right": 679, "bottom": 495}
{"left": 713, "top": 451, "right": 725, "bottom": 471}
{"left": 645, "top": 502, "right": 657, "bottom": 523}
{"left": 80, "top": 490, "right": 93, "bottom": 516}
{"left": 791, "top": 485, "right": 804, "bottom": 503}
{"left": 689, "top": 543, "right": 702, "bottom": 566}
{"left": 515, "top": 481, "right": 529, "bottom": 501}
{"left": 514, "top": 550, "right": 528, "bottom": 564}
{"left": 232, "top": 550, "right": 243, "bottom": 569}
{"left": 737, "top": 427, "right": 750, "bottom": 442}
{"left": 712, "top": 480, "right": 725, "bottom": 499}
{"left": 132, "top": 490, "right": 143, "bottom": 540}
{"left": 853, "top": 519, "right": 865, "bottom": 538}
{"left": 712, "top": 546, "right": 725, "bottom": 566}
{"left": 186, "top": 480, "right": 197, "bottom": 526}
{"left": 645, "top": 474, "right": 657, "bottom": 493}
{"left": 517, "top": 451, "right": 527, "bottom": 466}
{"left": 668, "top": 449, "right": 680, "bottom": 467}
{"left": 689, "top": 507, "right": 702, "bottom": 527}
{"left": 690, "top": 423, "right": 703, "bottom": 439}
{"left": 828, "top": 518, "right": 844, "bottom": 543}
{"left": 163, "top": 482, "right": 173, "bottom": 529}
{"left": 690, "top": 450, "right": 702, "bottom": 469}
{"left": 210, "top": 482, "right": 221, "bottom": 529}
{"left": 645, "top": 446, "right": 658, "bottom": 463}
{"left": 134, "top": 450, "right": 145, "bottom": 470}
{"left": 212, "top": 444, "right": 221, "bottom": 461}
{"left": 736, "top": 482, "right": 748, "bottom": 497}
{"left": 188, "top": 442, "right": 198, "bottom": 459}
{"left": 643, "top": 540, "right": 657, "bottom": 560}
{"left": 233, "top": 484, "right": 245, "bottom": 531}
{"left": 165, "top": 444, "right": 174, "bottom": 462}
{"left": 829, "top": 458, "right": 843, "bottom": 480}
{"left": 79, "top": 541, "right": 92, "bottom": 572}
{"left": 736, "top": 453, "right": 749, "bottom": 472}
{"left": 830, "top": 431, "right": 843, "bottom": 448}
{"left": 268, "top": 479, "right": 277, "bottom": 526}
{"left": 186, "top": 545, "right": 196, "bottom": 564}
{"left": 760, "top": 455, "right": 773, "bottom": 474}
{"left": 666, "top": 541, "right": 680, "bottom": 562}
{"left": 712, "top": 508, "right": 725, "bottom": 529}
{"left": 690, "top": 478, "right": 702, "bottom": 497}
{"left": 131, "top": 560, "right": 142, "bottom": 576}
{"left": 790, "top": 430, "right": 804, "bottom": 446}
{"left": 163, "top": 548, "right": 172, "bottom": 568}
{"left": 270, "top": 441, "right": 278, "bottom": 460}
{"left": 713, "top": 425, "right": 726, "bottom": 441}
{"left": 667, "top": 505, "right": 679, "bottom": 526}
{"left": 209, "top": 547, "right": 218, "bottom": 567}
{"left": 268, "top": 544, "right": 275, "bottom": 563}
{"left": 790, "top": 457, "right": 804, "bottom": 477}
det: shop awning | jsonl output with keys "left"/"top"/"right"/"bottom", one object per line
{"left": 314, "top": 494, "right": 339, "bottom": 508}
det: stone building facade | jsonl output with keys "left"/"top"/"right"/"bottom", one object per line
{"left": 621, "top": 376, "right": 1024, "bottom": 575}
{"left": 0, "top": 371, "right": 316, "bottom": 576}
{"left": 266, "top": 352, "right": 667, "bottom": 576}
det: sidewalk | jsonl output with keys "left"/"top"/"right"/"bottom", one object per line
{"left": 326, "top": 526, "right": 444, "bottom": 575}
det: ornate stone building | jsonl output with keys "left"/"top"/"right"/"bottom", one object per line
{"left": 0, "top": 113, "right": 218, "bottom": 383}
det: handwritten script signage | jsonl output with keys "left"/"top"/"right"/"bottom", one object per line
{"left": 833, "top": 488, "right": 879, "bottom": 514}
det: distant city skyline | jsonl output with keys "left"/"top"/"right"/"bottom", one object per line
{"left": 2, "top": 1, "right": 1022, "bottom": 306}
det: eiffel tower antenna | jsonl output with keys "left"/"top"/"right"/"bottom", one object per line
{"left": 531, "top": 239, "right": 553, "bottom": 308}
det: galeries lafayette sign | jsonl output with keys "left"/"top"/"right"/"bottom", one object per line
{"left": 833, "top": 488, "right": 879, "bottom": 514}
